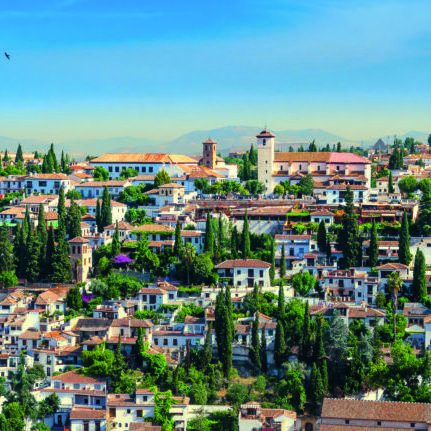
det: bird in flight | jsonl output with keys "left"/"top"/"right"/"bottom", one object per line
{"left": 4, "top": 52, "right": 10, "bottom": 60}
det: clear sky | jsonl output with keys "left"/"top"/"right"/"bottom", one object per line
{"left": 1, "top": 0, "right": 431, "bottom": 142}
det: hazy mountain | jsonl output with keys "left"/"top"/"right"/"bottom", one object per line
{"left": 0, "top": 127, "right": 429, "bottom": 158}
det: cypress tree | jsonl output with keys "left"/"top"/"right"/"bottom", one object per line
{"left": 274, "top": 320, "right": 285, "bottom": 367}
{"left": 317, "top": 220, "right": 327, "bottom": 252}
{"left": 134, "top": 327, "right": 146, "bottom": 369}
{"left": 45, "top": 226, "right": 55, "bottom": 279}
{"left": 41, "top": 155, "right": 48, "bottom": 173}
{"left": 57, "top": 186, "right": 66, "bottom": 233}
{"left": 347, "top": 346, "right": 364, "bottom": 394}
{"left": 214, "top": 287, "right": 233, "bottom": 377}
{"left": 249, "top": 144, "right": 257, "bottom": 165}
{"left": 388, "top": 171, "right": 394, "bottom": 194}
{"left": 280, "top": 244, "right": 286, "bottom": 278}
{"left": 95, "top": 198, "right": 102, "bottom": 233}
{"left": 337, "top": 186, "right": 361, "bottom": 268}
{"left": 242, "top": 210, "right": 250, "bottom": 258}
{"left": 218, "top": 215, "right": 225, "bottom": 254}
{"left": 13, "top": 225, "right": 24, "bottom": 277}
{"left": 326, "top": 237, "right": 332, "bottom": 262}
{"left": 25, "top": 230, "right": 41, "bottom": 282}
{"left": 50, "top": 235, "right": 72, "bottom": 283}
{"left": 250, "top": 312, "right": 261, "bottom": 373}
{"left": 60, "top": 150, "right": 66, "bottom": 172}
{"left": 399, "top": 211, "right": 412, "bottom": 265}
{"left": 66, "top": 199, "right": 82, "bottom": 240}
{"left": 310, "top": 363, "right": 325, "bottom": 407}
{"left": 299, "top": 302, "right": 312, "bottom": 364}
{"left": 0, "top": 223, "right": 14, "bottom": 272}
{"left": 2, "top": 150, "right": 9, "bottom": 163}
{"left": 49, "top": 143, "right": 59, "bottom": 172}
{"left": 253, "top": 282, "right": 259, "bottom": 313}
{"left": 100, "top": 186, "right": 112, "bottom": 231}
{"left": 203, "top": 211, "right": 214, "bottom": 255}
{"left": 269, "top": 238, "right": 275, "bottom": 285}
{"left": 174, "top": 219, "right": 182, "bottom": 257}
{"left": 260, "top": 325, "right": 268, "bottom": 374}
{"left": 368, "top": 219, "right": 379, "bottom": 268}
{"left": 313, "top": 317, "right": 325, "bottom": 364}
{"left": 230, "top": 226, "right": 238, "bottom": 259}
{"left": 278, "top": 281, "right": 285, "bottom": 321}
{"left": 46, "top": 151, "right": 54, "bottom": 173}
{"left": 417, "top": 186, "right": 431, "bottom": 235}
{"left": 412, "top": 248, "right": 427, "bottom": 302}
{"left": 201, "top": 322, "right": 212, "bottom": 370}
{"left": 37, "top": 204, "right": 48, "bottom": 273}
{"left": 111, "top": 221, "right": 121, "bottom": 257}
{"left": 15, "top": 144, "right": 24, "bottom": 164}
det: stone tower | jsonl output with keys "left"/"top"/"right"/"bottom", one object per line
{"left": 256, "top": 129, "right": 275, "bottom": 193}
{"left": 201, "top": 139, "right": 217, "bottom": 169}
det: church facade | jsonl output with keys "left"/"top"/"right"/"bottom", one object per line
{"left": 256, "top": 129, "right": 372, "bottom": 198}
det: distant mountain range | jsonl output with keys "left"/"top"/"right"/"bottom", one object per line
{"left": 0, "top": 127, "right": 429, "bottom": 158}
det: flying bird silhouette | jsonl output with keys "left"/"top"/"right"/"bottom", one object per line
{"left": 4, "top": 52, "right": 10, "bottom": 60}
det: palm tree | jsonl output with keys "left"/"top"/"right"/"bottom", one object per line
{"left": 387, "top": 271, "right": 403, "bottom": 341}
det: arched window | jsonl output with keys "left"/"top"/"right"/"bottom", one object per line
{"left": 305, "top": 423, "right": 313, "bottom": 431}
{"left": 263, "top": 139, "right": 266, "bottom": 145}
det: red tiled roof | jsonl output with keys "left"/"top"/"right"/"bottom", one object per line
{"left": 70, "top": 409, "right": 106, "bottom": 420}
{"left": 256, "top": 129, "right": 275, "bottom": 138}
{"left": 215, "top": 259, "right": 271, "bottom": 269}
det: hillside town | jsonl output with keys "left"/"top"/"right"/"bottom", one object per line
{"left": 1, "top": 130, "right": 431, "bottom": 431}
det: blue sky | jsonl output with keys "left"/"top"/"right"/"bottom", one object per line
{"left": 1, "top": 0, "right": 431, "bottom": 142}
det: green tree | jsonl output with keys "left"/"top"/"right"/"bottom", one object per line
{"left": 368, "top": 219, "right": 379, "bottom": 268}
{"left": 298, "top": 174, "right": 313, "bottom": 197}
{"left": 2, "top": 150, "right": 9, "bottom": 163}
{"left": 214, "top": 288, "right": 233, "bottom": 377}
{"left": 299, "top": 302, "right": 312, "bottom": 364}
{"left": 398, "top": 211, "right": 412, "bottom": 265}
{"left": 93, "top": 166, "right": 110, "bottom": 181}
{"left": 25, "top": 231, "right": 41, "bottom": 282}
{"left": 50, "top": 233, "right": 72, "bottom": 283}
{"left": 95, "top": 198, "right": 102, "bottom": 233}
{"left": 387, "top": 271, "right": 402, "bottom": 341}
{"left": 337, "top": 185, "right": 361, "bottom": 268}
{"left": 15, "top": 144, "right": 23, "bottom": 164}
{"left": 249, "top": 144, "right": 257, "bottom": 165}
{"left": 310, "top": 363, "right": 324, "bottom": 408}
{"left": 398, "top": 176, "right": 417, "bottom": 198}
{"left": 274, "top": 319, "right": 285, "bottom": 368}
{"left": 203, "top": 212, "right": 214, "bottom": 255}
{"left": 336, "top": 142, "right": 342, "bottom": 152}
{"left": 260, "top": 325, "right": 268, "bottom": 374}
{"left": 388, "top": 171, "right": 394, "bottom": 194}
{"left": 412, "top": 249, "right": 426, "bottom": 302}
{"left": 269, "top": 238, "right": 275, "bottom": 285}
{"left": 201, "top": 322, "right": 212, "bottom": 371}
{"left": 0, "top": 271, "right": 17, "bottom": 288}
{"left": 111, "top": 221, "right": 121, "bottom": 257}
{"left": 282, "top": 369, "right": 306, "bottom": 411}
{"left": 278, "top": 282, "right": 285, "bottom": 321}
{"left": 250, "top": 312, "right": 261, "bottom": 374}
{"left": 291, "top": 272, "right": 316, "bottom": 297}
{"left": 242, "top": 210, "right": 250, "bottom": 258}
{"left": 174, "top": 219, "right": 182, "bottom": 258}
{"left": 57, "top": 186, "right": 66, "bottom": 233}
{"left": 280, "top": 245, "right": 286, "bottom": 278}
{"left": 66, "top": 199, "right": 82, "bottom": 239}
{"left": 317, "top": 220, "right": 326, "bottom": 253}
{"left": 0, "top": 223, "right": 14, "bottom": 272}
{"left": 44, "top": 226, "right": 55, "bottom": 279}
{"left": 100, "top": 186, "right": 112, "bottom": 231}
{"left": 154, "top": 169, "right": 171, "bottom": 188}
{"left": 66, "top": 287, "right": 83, "bottom": 311}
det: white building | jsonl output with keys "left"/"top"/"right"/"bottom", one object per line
{"left": 75, "top": 180, "right": 131, "bottom": 199}
{"left": 24, "top": 173, "right": 73, "bottom": 195}
{"left": 215, "top": 259, "right": 271, "bottom": 288}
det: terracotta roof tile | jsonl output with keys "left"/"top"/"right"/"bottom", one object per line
{"left": 215, "top": 259, "right": 271, "bottom": 269}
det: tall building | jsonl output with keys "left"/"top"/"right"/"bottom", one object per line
{"left": 200, "top": 139, "right": 217, "bottom": 169}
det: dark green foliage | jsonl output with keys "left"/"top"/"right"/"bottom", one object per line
{"left": 0, "top": 224, "right": 14, "bottom": 272}
{"left": 291, "top": 272, "right": 316, "bottom": 297}
{"left": 299, "top": 302, "right": 312, "bottom": 364}
{"left": 398, "top": 212, "right": 412, "bottom": 265}
{"left": 337, "top": 186, "right": 361, "bottom": 268}
{"left": 388, "top": 171, "right": 394, "bottom": 194}
{"left": 274, "top": 320, "right": 285, "bottom": 368}
{"left": 249, "top": 312, "right": 261, "bottom": 374}
{"left": 204, "top": 212, "right": 214, "bottom": 255}
{"left": 154, "top": 169, "right": 171, "bottom": 188}
{"left": 317, "top": 220, "right": 326, "bottom": 253}
{"left": 310, "top": 363, "right": 324, "bottom": 408}
{"left": 368, "top": 219, "right": 379, "bottom": 268}
{"left": 25, "top": 231, "right": 41, "bottom": 282}
{"left": 66, "top": 287, "right": 83, "bottom": 311}
{"left": 214, "top": 287, "right": 233, "bottom": 377}
{"left": 412, "top": 248, "right": 427, "bottom": 302}
{"left": 15, "top": 145, "right": 23, "bottom": 164}
{"left": 50, "top": 232, "right": 72, "bottom": 283}
{"left": 242, "top": 210, "right": 250, "bottom": 258}
{"left": 66, "top": 199, "right": 82, "bottom": 240}
{"left": 174, "top": 219, "right": 182, "bottom": 257}
{"left": 111, "top": 221, "right": 121, "bottom": 257}
{"left": 298, "top": 174, "right": 314, "bottom": 196}
{"left": 57, "top": 186, "right": 66, "bottom": 233}
{"left": 93, "top": 166, "right": 109, "bottom": 181}
{"left": 416, "top": 185, "right": 431, "bottom": 235}
{"left": 280, "top": 245, "right": 286, "bottom": 278}
{"left": 260, "top": 325, "right": 268, "bottom": 374}
{"left": 346, "top": 346, "right": 365, "bottom": 394}
{"left": 269, "top": 238, "right": 275, "bottom": 285}
{"left": 388, "top": 147, "right": 403, "bottom": 169}
{"left": 100, "top": 186, "right": 112, "bottom": 232}
{"left": 95, "top": 198, "right": 102, "bottom": 233}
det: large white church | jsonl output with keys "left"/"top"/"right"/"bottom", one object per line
{"left": 256, "top": 129, "right": 372, "bottom": 196}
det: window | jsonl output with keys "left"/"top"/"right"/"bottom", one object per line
{"left": 137, "top": 410, "right": 143, "bottom": 417}
{"left": 73, "top": 384, "right": 80, "bottom": 389}
{"left": 54, "top": 382, "right": 61, "bottom": 389}
{"left": 357, "top": 292, "right": 361, "bottom": 297}
{"left": 109, "top": 166, "right": 113, "bottom": 172}
{"left": 345, "top": 420, "right": 350, "bottom": 425}
{"left": 163, "top": 339, "right": 168, "bottom": 346}
{"left": 154, "top": 338, "right": 158, "bottom": 345}
{"left": 173, "top": 339, "right": 178, "bottom": 346}
{"left": 411, "top": 423, "right": 415, "bottom": 428}
{"left": 237, "top": 270, "right": 241, "bottom": 275}
{"left": 237, "top": 281, "right": 241, "bottom": 286}
{"left": 127, "top": 409, "right": 131, "bottom": 414}
{"left": 377, "top": 421, "right": 381, "bottom": 426}
{"left": 149, "top": 167, "right": 153, "bottom": 173}
{"left": 115, "top": 166, "right": 119, "bottom": 172}
{"left": 260, "top": 270, "right": 264, "bottom": 277}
